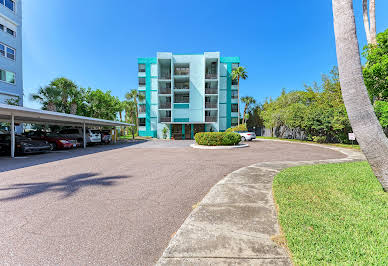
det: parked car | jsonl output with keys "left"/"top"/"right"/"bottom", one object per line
{"left": 24, "top": 131, "right": 76, "bottom": 150}
{"left": 236, "top": 131, "right": 256, "bottom": 141}
{"left": 98, "top": 130, "right": 112, "bottom": 144}
{"left": 0, "top": 134, "right": 51, "bottom": 154}
{"left": 57, "top": 128, "right": 101, "bottom": 145}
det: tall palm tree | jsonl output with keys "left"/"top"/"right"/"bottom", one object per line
{"left": 241, "top": 96, "right": 256, "bottom": 124}
{"left": 362, "top": 0, "right": 377, "bottom": 45}
{"left": 125, "top": 89, "right": 146, "bottom": 133}
{"left": 332, "top": 0, "right": 388, "bottom": 191}
{"left": 231, "top": 66, "right": 248, "bottom": 125}
{"left": 31, "top": 85, "right": 62, "bottom": 112}
{"left": 50, "top": 77, "right": 78, "bottom": 113}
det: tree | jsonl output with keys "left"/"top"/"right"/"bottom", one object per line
{"left": 31, "top": 85, "right": 62, "bottom": 111}
{"left": 50, "top": 77, "right": 78, "bottom": 113}
{"left": 241, "top": 96, "right": 256, "bottom": 124}
{"left": 362, "top": 29, "right": 388, "bottom": 102}
{"left": 84, "top": 88, "right": 122, "bottom": 120}
{"left": 332, "top": 0, "right": 388, "bottom": 191}
{"left": 125, "top": 89, "right": 145, "bottom": 133}
{"left": 231, "top": 66, "right": 248, "bottom": 125}
{"left": 362, "top": 0, "right": 377, "bottom": 45}
{"left": 5, "top": 96, "right": 20, "bottom": 106}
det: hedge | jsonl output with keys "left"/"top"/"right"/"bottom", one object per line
{"left": 194, "top": 132, "right": 241, "bottom": 146}
{"left": 225, "top": 124, "right": 248, "bottom": 133}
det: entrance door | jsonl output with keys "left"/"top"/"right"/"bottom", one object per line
{"left": 172, "top": 124, "right": 183, "bottom": 140}
{"left": 185, "top": 124, "right": 191, "bottom": 139}
{"left": 193, "top": 124, "right": 205, "bottom": 136}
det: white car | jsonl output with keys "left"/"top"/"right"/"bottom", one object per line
{"left": 58, "top": 128, "right": 101, "bottom": 145}
{"left": 236, "top": 131, "right": 256, "bottom": 141}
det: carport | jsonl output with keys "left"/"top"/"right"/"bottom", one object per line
{"left": 0, "top": 104, "right": 133, "bottom": 158}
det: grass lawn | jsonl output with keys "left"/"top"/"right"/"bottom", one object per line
{"left": 273, "top": 162, "right": 388, "bottom": 265}
{"left": 256, "top": 136, "right": 360, "bottom": 150}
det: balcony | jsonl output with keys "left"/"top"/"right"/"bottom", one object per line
{"left": 205, "top": 116, "right": 217, "bottom": 122}
{"left": 174, "top": 85, "right": 189, "bottom": 90}
{"left": 139, "top": 105, "right": 146, "bottom": 113}
{"left": 205, "top": 73, "right": 217, "bottom": 79}
{"left": 159, "top": 88, "right": 171, "bottom": 94}
{"left": 174, "top": 67, "right": 190, "bottom": 76}
{"left": 159, "top": 74, "right": 171, "bottom": 80}
{"left": 160, "top": 117, "right": 171, "bottom": 122}
{"left": 159, "top": 103, "right": 171, "bottom": 109}
{"left": 205, "top": 102, "right": 218, "bottom": 109}
{"left": 205, "top": 88, "right": 218, "bottom": 94}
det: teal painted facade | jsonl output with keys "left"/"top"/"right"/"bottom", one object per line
{"left": 137, "top": 52, "right": 239, "bottom": 139}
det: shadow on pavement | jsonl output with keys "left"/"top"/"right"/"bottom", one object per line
{"left": 0, "top": 172, "right": 130, "bottom": 201}
{"left": 0, "top": 140, "right": 147, "bottom": 173}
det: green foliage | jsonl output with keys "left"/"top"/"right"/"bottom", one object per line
{"left": 273, "top": 162, "right": 388, "bottom": 265}
{"left": 246, "top": 105, "right": 264, "bottom": 129}
{"left": 83, "top": 88, "right": 121, "bottom": 120}
{"left": 374, "top": 100, "right": 388, "bottom": 128}
{"left": 241, "top": 96, "right": 256, "bottom": 123}
{"left": 4, "top": 96, "right": 20, "bottom": 106}
{"left": 195, "top": 132, "right": 241, "bottom": 146}
{"left": 312, "top": 136, "right": 327, "bottom": 143}
{"left": 162, "top": 126, "right": 169, "bottom": 139}
{"left": 362, "top": 29, "right": 388, "bottom": 101}
{"left": 261, "top": 67, "right": 352, "bottom": 143}
{"left": 231, "top": 66, "right": 248, "bottom": 84}
{"left": 225, "top": 123, "right": 248, "bottom": 132}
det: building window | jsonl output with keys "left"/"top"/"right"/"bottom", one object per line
{"left": 4, "top": 0, "right": 15, "bottom": 11}
{"left": 139, "top": 118, "right": 146, "bottom": 127}
{"left": 138, "top": 64, "right": 145, "bottom": 72}
{"left": 231, "top": 90, "right": 238, "bottom": 99}
{"left": 6, "top": 28, "right": 15, "bottom": 37}
{"left": 0, "top": 24, "right": 3, "bottom": 31}
{"left": 0, "top": 69, "right": 15, "bottom": 84}
{"left": 232, "top": 63, "right": 239, "bottom": 70}
{"left": 232, "top": 78, "right": 238, "bottom": 85}
{"left": 231, "top": 104, "right": 238, "bottom": 112}
{"left": 231, "top": 117, "right": 238, "bottom": 126}
{"left": 138, "top": 104, "right": 146, "bottom": 113}
{"left": 6, "top": 47, "right": 14, "bottom": 60}
{"left": 0, "top": 44, "right": 4, "bottom": 56}
{"left": 139, "top": 91, "right": 146, "bottom": 98}
{"left": 139, "top": 77, "right": 145, "bottom": 86}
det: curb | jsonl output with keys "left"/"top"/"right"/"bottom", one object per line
{"left": 156, "top": 141, "right": 365, "bottom": 265}
{"left": 190, "top": 143, "right": 249, "bottom": 150}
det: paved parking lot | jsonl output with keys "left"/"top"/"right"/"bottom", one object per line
{"left": 0, "top": 140, "right": 345, "bottom": 265}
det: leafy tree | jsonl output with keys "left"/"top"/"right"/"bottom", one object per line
{"left": 246, "top": 105, "right": 264, "bottom": 131}
{"left": 125, "top": 89, "right": 145, "bottom": 133}
{"left": 83, "top": 88, "right": 121, "bottom": 120}
{"left": 231, "top": 66, "right": 248, "bottom": 125}
{"left": 241, "top": 96, "right": 256, "bottom": 124}
{"left": 5, "top": 96, "right": 21, "bottom": 106}
{"left": 362, "top": 29, "right": 388, "bottom": 102}
{"left": 332, "top": 0, "right": 388, "bottom": 191}
{"left": 31, "top": 85, "right": 62, "bottom": 111}
{"left": 374, "top": 101, "right": 388, "bottom": 128}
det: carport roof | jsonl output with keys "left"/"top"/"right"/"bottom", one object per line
{"left": 0, "top": 104, "right": 133, "bottom": 127}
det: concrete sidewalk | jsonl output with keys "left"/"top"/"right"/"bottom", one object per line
{"left": 157, "top": 142, "right": 365, "bottom": 265}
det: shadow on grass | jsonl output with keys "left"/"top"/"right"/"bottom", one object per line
{"left": 0, "top": 172, "right": 130, "bottom": 201}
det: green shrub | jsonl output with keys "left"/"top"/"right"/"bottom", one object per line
{"left": 225, "top": 124, "right": 248, "bottom": 132}
{"left": 195, "top": 132, "right": 241, "bottom": 146}
{"left": 312, "top": 136, "right": 327, "bottom": 143}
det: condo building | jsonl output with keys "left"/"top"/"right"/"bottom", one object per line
{"left": 137, "top": 52, "right": 240, "bottom": 139}
{"left": 0, "top": 0, "right": 22, "bottom": 105}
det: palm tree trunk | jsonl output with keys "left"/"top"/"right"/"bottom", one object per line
{"left": 332, "top": 0, "right": 388, "bottom": 191}
{"left": 362, "top": 0, "right": 371, "bottom": 44}
{"left": 242, "top": 105, "right": 248, "bottom": 124}
{"left": 237, "top": 78, "right": 240, "bottom": 125}
{"left": 369, "top": 0, "right": 377, "bottom": 45}
{"left": 135, "top": 99, "right": 139, "bottom": 134}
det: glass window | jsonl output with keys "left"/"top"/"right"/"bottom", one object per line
{"left": 0, "top": 0, "right": 4, "bottom": 6}
{"left": 0, "top": 69, "right": 5, "bottom": 81}
{"left": 5, "top": 0, "right": 14, "bottom": 11}
{"left": 139, "top": 77, "right": 145, "bottom": 86}
{"left": 232, "top": 63, "right": 239, "bottom": 70}
{"left": 231, "top": 104, "right": 238, "bottom": 112}
{"left": 139, "top": 91, "right": 146, "bottom": 98}
{"left": 232, "top": 78, "right": 238, "bottom": 85}
{"left": 0, "top": 24, "right": 4, "bottom": 31}
{"left": 139, "top": 118, "right": 146, "bottom": 127}
{"left": 6, "top": 28, "right": 15, "bottom": 36}
{"left": 6, "top": 47, "right": 14, "bottom": 60}
{"left": 231, "top": 90, "right": 238, "bottom": 99}
{"left": 0, "top": 44, "right": 4, "bottom": 57}
{"left": 231, "top": 117, "right": 238, "bottom": 126}
{"left": 138, "top": 64, "right": 145, "bottom": 72}
{"left": 5, "top": 71, "right": 15, "bottom": 84}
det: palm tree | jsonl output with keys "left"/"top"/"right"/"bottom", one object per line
{"left": 50, "top": 77, "right": 78, "bottom": 113}
{"left": 332, "top": 0, "right": 388, "bottom": 191}
{"left": 231, "top": 66, "right": 248, "bottom": 125}
{"left": 362, "top": 0, "right": 377, "bottom": 45}
{"left": 31, "top": 85, "right": 62, "bottom": 112}
{"left": 125, "top": 89, "right": 145, "bottom": 133}
{"left": 241, "top": 96, "right": 256, "bottom": 124}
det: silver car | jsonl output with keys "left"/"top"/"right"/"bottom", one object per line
{"left": 236, "top": 131, "right": 256, "bottom": 141}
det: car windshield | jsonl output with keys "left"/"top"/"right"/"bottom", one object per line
{"left": 91, "top": 130, "right": 100, "bottom": 133}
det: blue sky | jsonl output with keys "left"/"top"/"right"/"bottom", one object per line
{"left": 22, "top": 0, "right": 388, "bottom": 109}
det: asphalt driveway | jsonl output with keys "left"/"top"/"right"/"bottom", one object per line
{"left": 0, "top": 140, "right": 345, "bottom": 265}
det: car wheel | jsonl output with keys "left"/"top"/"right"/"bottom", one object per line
{"left": 49, "top": 143, "right": 56, "bottom": 151}
{"left": 241, "top": 136, "right": 246, "bottom": 141}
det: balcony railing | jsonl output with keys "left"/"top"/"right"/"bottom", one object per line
{"left": 159, "top": 103, "right": 171, "bottom": 109}
{"left": 205, "top": 103, "right": 218, "bottom": 109}
{"left": 205, "top": 88, "right": 218, "bottom": 94}
{"left": 205, "top": 73, "right": 217, "bottom": 79}
{"left": 174, "top": 86, "right": 189, "bottom": 90}
{"left": 160, "top": 117, "right": 171, "bottom": 122}
{"left": 159, "top": 88, "right": 171, "bottom": 94}
{"left": 159, "top": 75, "right": 171, "bottom": 79}
{"left": 174, "top": 68, "right": 190, "bottom": 75}
{"left": 205, "top": 116, "right": 217, "bottom": 122}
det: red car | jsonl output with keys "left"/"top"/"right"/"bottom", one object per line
{"left": 24, "top": 131, "right": 76, "bottom": 150}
